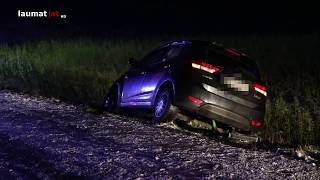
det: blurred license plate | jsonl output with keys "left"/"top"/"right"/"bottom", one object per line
{"left": 223, "top": 76, "right": 249, "bottom": 92}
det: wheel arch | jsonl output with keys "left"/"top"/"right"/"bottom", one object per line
{"left": 108, "top": 81, "right": 121, "bottom": 107}
{"left": 153, "top": 80, "right": 176, "bottom": 106}
{"left": 115, "top": 81, "right": 122, "bottom": 106}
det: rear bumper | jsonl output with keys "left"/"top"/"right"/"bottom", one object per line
{"left": 197, "top": 104, "right": 251, "bottom": 131}
{"left": 175, "top": 83, "right": 265, "bottom": 131}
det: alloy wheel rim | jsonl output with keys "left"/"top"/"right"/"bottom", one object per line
{"left": 155, "top": 93, "right": 168, "bottom": 118}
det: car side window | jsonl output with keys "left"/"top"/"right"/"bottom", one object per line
{"left": 167, "top": 45, "right": 183, "bottom": 59}
{"left": 139, "top": 45, "right": 184, "bottom": 68}
{"left": 140, "top": 47, "right": 170, "bottom": 67}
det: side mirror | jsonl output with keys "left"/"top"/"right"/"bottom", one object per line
{"left": 128, "top": 58, "right": 139, "bottom": 66}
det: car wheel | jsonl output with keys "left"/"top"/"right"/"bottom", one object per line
{"left": 104, "top": 86, "right": 119, "bottom": 113}
{"left": 152, "top": 89, "right": 172, "bottom": 123}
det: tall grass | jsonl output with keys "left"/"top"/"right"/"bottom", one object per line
{"left": 0, "top": 39, "right": 159, "bottom": 104}
{"left": 0, "top": 34, "right": 319, "bottom": 147}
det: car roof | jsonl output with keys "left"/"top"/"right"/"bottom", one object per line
{"left": 163, "top": 40, "right": 248, "bottom": 57}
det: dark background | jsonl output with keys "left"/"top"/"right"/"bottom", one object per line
{"left": 0, "top": 0, "right": 319, "bottom": 40}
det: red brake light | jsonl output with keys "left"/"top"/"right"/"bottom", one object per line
{"left": 191, "top": 60, "right": 221, "bottom": 73}
{"left": 224, "top": 48, "right": 241, "bottom": 57}
{"left": 252, "top": 83, "right": 267, "bottom": 96}
{"left": 250, "top": 119, "right": 264, "bottom": 127}
{"left": 188, "top": 96, "right": 203, "bottom": 104}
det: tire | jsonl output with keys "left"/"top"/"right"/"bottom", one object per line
{"left": 104, "top": 86, "right": 119, "bottom": 113}
{"left": 152, "top": 88, "right": 172, "bottom": 124}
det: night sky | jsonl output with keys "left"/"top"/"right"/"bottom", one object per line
{"left": 0, "top": 0, "right": 319, "bottom": 39}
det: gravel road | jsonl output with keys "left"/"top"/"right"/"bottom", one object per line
{"left": 0, "top": 90, "right": 319, "bottom": 179}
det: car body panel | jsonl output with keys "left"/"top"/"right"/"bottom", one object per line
{"left": 120, "top": 69, "right": 145, "bottom": 104}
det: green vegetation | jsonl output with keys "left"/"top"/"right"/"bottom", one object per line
{"left": 0, "top": 34, "right": 319, "bottom": 147}
{"left": 0, "top": 39, "right": 157, "bottom": 105}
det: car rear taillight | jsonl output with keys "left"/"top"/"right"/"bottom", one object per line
{"left": 191, "top": 60, "right": 221, "bottom": 73}
{"left": 252, "top": 83, "right": 267, "bottom": 96}
{"left": 250, "top": 119, "right": 264, "bottom": 127}
{"left": 188, "top": 96, "right": 203, "bottom": 104}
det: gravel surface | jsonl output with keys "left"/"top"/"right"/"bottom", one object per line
{"left": 0, "top": 90, "right": 319, "bottom": 179}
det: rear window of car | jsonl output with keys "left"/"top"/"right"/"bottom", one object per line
{"left": 191, "top": 44, "right": 261, "bottom": 80}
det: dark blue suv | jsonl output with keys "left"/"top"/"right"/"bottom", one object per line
{"left": 104, "top": 40, "right": 267, "bottom": 132}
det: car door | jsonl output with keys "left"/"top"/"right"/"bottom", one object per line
{"left": 121, "top": 65, "right": 146, "bottom": 105}
{"left": 121, "top": 47, "right": 171, "bottom": 106}
{"left": 141, "top": 46, "right": 183, "bottom": 105}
